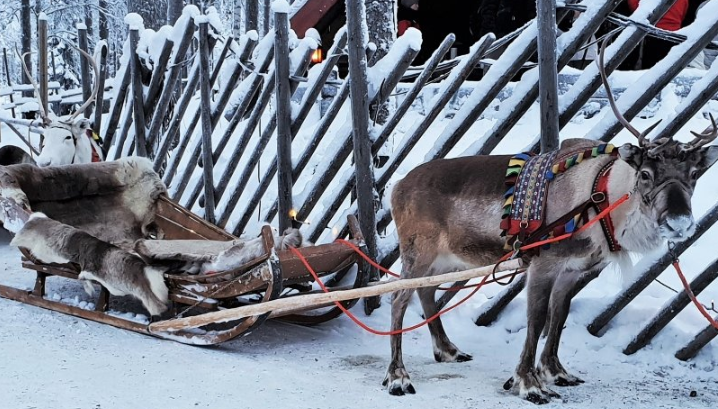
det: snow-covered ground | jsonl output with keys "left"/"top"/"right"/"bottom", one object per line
{"left": 0, "top": 224, "right": 716, "bottom": 409}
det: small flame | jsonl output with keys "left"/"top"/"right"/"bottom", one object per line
{"left": 332, "top": 227, "right": 339, "bottom": 237}
{"left": 289, "top": 209, "right": 298, "bottom": 219}
{"left": 311, "top": 49, "right": 323, "bottom": 64}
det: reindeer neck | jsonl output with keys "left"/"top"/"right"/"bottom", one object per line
{"left": 74, "top": 134, "right": 94, "bottom": 164}
{"left": 606, "top": 160, "right": 663, "bottom": 253}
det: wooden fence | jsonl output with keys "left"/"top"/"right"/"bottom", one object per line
{"left": 5, "top": 1, "right": 718, "bottom": 360}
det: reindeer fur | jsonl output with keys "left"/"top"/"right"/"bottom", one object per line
{"left": 11, "top": 213, "right": 168, "bottom": 316}
{"left": 385, "top": 138, "right": 718, "bottom": 404}
{"left": 0, "top": 157, "right": 165, "bottom": 246}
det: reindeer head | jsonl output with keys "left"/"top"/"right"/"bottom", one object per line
{"left": 19, "top": 45, "right": 100, "bottom": 167}
{"left": 36, "top": 117, "right": 94, "bottom": 166}
{"left": 599, "top": 41, "right": 718, "bottom": 242}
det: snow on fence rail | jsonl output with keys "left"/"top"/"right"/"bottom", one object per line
{"left": 43, "top": 2, "right": 718, "bottom": 360}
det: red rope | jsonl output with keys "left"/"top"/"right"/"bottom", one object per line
{"left": 289, "top": 245, "right": 493, "bottom": 336}
{"left": 672, "top": 261, "right": 718, "bottom": 330}
{"left": 286, "top": 193, "right": 633, "bottom": 336}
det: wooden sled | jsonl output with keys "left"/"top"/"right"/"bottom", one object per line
{"left": 0, "top": 159, "right": 370, "bottom": 345}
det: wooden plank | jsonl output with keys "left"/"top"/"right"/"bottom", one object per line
{"left": 623, "top": 258, "right": 718, "bottom": 355}
{"left": 0, "top": 284, "right": 150, "bottom": 335}
{"left": 588, "top": 201, "right": 718, "bottom": 336}
{"left": 149, "top": 259, "right": 523, "bottom": 332}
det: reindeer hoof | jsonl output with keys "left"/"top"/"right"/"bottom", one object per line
{"left": 555, "top": 375, "right": 584, "bottom": 387}
{"left": 455, "top": 352, "right": 473, "bottom": 362}
{"left": 434, "top": 348, "right": 472, "bottom": 363}
{"left": 503, "top": 377, "right": 515, "bottom": 390}
{"left": 383, "top": 368, "right": 416, "bottom": 396}
{"left": 526, "top": 392, "right": 551, "bottom": 405}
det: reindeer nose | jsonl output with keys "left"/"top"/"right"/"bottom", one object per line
{"left": 664, "top": 215, "right": 695, "bottom": 238}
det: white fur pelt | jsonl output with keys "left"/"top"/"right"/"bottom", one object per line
{"left": 11, "top": 213, "right": 169, "bottom": 316}
{"left": 203, "top": 227, "right": 306, "bottom": 273}
{"left": 133, "top": 227, "right": 309, "bottom": 276}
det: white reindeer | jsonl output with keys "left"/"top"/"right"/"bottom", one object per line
{"left": 19, "top": 46, "right": 103, "bottom": 167}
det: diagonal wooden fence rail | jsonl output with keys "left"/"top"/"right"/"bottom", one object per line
{"left": 6, "top": 1, "right": 714, "bottom": 360}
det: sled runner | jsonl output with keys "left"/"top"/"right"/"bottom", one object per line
{"left": 0, "top": 158, "right": 370, "bottom": 345}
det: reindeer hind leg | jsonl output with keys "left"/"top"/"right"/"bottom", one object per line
{"left": 384, "top": 287, "right": 416, "bottom": 395}
{"left": 417, "top": 287, "right": 472, "bottom": 363}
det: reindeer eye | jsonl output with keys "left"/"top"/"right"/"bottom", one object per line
{"left": 691, "top": 170, "right": 699, "bottom": 179}
{"left": 65, "top": 136, "right": 72, "bottom": 140}
{"left": 640, "top": 170, "right": 652, "bottom": 181}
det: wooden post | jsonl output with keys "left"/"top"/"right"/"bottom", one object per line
{"left": 93, "top": 43, "right": 108, "bottom": 138}
{"left": 77, "top": 22, "right": 92, "bottom": 118}
{"left": 536, "top": 0, "right": 559, "bottom": 153}
{"left": 50, "top": 50, "right": 59, "bottom": 114}
{"left": 198, "top": 20, "right": 215, "bottom": 224}
{"left": 262, "top": 0, "right": 271, "bottom": 36}
{"left": 102, "top": 64, "right": 131, "bottom": 154}
{"left": 3, "top": 49, "right": 16, "bottom": 118}
{"left": 245, "top": 0, "right": 259, "bottom": 32}
{"left": 345, "top": 0, "right": 378, "bottom": 314}
{"left": 274, "top": 7, "right": 293, "bottom": 232}
{"left": 37, "top": 14, "right": 49, "bottom": 118}
{"left": 129, "top": 27, "right": 148, "bottom": 157}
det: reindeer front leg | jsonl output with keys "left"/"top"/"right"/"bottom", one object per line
{"left": 506, "top": 265, "right": 561, "bottom": 404}
{"left": 539, "top": 259, "right": 605, "bottom": 387}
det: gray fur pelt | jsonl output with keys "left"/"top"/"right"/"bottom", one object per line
{"left": 135, "top": 228, "right": 306, "bottom": 274}
{"left": 11, "top": 213, "right": 168, "bottom": 316}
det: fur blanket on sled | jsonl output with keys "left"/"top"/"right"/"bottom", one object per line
{"left": 1, "top": 157, "right": 306, "bottom": 316}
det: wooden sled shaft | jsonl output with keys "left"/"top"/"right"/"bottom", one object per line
{"left": 149, "top": 259, "right": 524, "bottom": 332}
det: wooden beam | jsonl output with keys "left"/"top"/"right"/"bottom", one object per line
{"left": 198, "top": 21, "right": 215, "bottom": 224}
{"left": 537, "top": 0, "right": 559, "bottom": 153}
{"left": 274, "top": 7, "right": 294, "bottom": 232}
{"left": 149, "top": 259, "right": 523, "bottom": 332}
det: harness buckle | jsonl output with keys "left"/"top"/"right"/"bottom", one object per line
{"left": 591, "top": 192, "right": 606, "bottom": 204}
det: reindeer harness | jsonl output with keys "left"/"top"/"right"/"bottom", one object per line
{"left": 47, "top": 122, "right": 104, "bottom": 164}
{"left": 501, "top": 144, "right": 621, "bottom": 255}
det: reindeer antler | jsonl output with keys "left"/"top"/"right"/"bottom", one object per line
{"left": 681, "top": 113, "right": 718, "bottom": 151}
{"left": 597, "top": 35, "right": 661, "bottom": 148}
{"left": 15, "top": 47, "right": 50, "bottom": 126}
{"left": 66, "top": 45, "right": 100, "bottom": 122}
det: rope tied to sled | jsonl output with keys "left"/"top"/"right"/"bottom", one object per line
{"left": 285, "top": 193, "right": 630, "bottom": 336}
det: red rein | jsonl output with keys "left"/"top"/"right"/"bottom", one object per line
{"left": 289, "top": 193, "right": 717, "bottom": 335}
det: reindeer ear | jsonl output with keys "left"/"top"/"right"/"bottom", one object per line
{"left": 618, "top": 143, "right": 643, "bottom": 169}
{"left": 698, "top": 145, "right": 718, "bottom": 169}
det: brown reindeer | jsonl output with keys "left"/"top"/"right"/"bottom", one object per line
{"left": 384, "top": 45, "right": 718, "bottom": 404}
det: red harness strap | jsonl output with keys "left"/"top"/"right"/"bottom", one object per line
{"left": 86, "top": 129, "right": 102, "bottom": 162}
{"left": 592, "top": 159, "right": 621, "bottom": 252}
